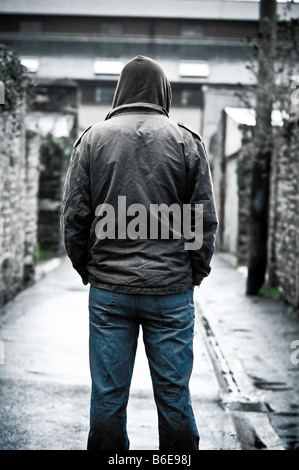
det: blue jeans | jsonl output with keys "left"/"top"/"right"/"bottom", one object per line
{"left": 87, "top": 286, "right": 199, "bottom": 450}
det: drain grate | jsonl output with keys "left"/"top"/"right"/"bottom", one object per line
{"left": 201, "top": 315, "right": 241, "bottom": 396}
{"left": 199, "top": 313, "right": 285, "bottom": 450}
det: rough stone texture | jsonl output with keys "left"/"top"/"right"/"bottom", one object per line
{"left": 237, "top": 127, "right": 255, "bottom": 264}
{"left": 212, "top": 112, "right": 299, "bottom": 313}
{"left": 23, "top": 130, "right": 41, "bottom": 282}
{"left": 0, "top": 113, "right": 40, "bottom": 307}
{"left": 237, "top": 123, "right": 299, "bottom": 312}
{"left": 268, "top": 125, "right": 299, "bottom": 311}
{"left": 0, "top": 80, "right": 78, "bottom": 308}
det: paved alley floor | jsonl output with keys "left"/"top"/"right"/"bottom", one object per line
{"left": 0, "top": 256, "right": 239, "bottom": 451}
{"left": 196, "top": 254, "right": 299, "bottom": 451}
{"left": 1, "top": 253, "right": 298, "bottom": 451}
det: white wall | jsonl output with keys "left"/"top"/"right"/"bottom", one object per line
{"left": 78, "top": 104, "right": 111, "bottom": 131}
{"left": 223, "top": 156, "right": 239, "bottom": 255}
{"left": 79, "top": 104, "right": 202, "bottom": 135}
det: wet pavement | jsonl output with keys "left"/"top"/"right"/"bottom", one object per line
{"left": 197, "top": 254, "right": 299, "bottom": 451}
{"left": 0, "top": 253, "right": 298, "bottom": 450}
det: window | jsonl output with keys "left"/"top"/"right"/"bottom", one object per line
{"left": 171, "top": 88, "right": 203, "bottom": 108}
{"left": 181, "top": 91, "right": 190, "bottom": 106}
{"left": 20, "top": 21, "right": 42, "bottom": 33}
{"left": 181, "top": 24, "right": 204, "bottom": 38}
{"left": 95, "top": 87, "right": 115, "bottom": 104}
{"left": 99, "top": 22, "right": 123, "bottom": 36}
{"left": 179, "top": 61, "right": 209, "bottom": 78}
{"left": 180, "top": 89, "right": 203, "bottom": 107}
{"left": 94, "top": 59, "right": 123, "bottom": 76}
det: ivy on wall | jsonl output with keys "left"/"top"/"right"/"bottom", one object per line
{"left": 40, "top": 133, "right": 74, "bottom": 164}
{"left": 0, "top": 44, "right": 32, "bottom": 123}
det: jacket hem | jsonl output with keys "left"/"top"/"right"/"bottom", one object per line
{"left": 88, "top": 279, "right": 192, "bottom": 295}
{"left": 193, "top": 272, "right": 205, "bottom": 285}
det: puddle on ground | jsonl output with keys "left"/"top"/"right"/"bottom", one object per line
{"left": 250, "top": 376, "right": 293, "bottom": 391}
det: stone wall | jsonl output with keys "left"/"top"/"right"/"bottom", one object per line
{"left": 0, "top": 79, "right": 78, "bottom": 309}
{"left": 268, "top": 124, "right": 299, "bottom": 311}
{"left": 23, "top": 129, "right": 42, "bottom": 282}
{"left": 0, "top": 112, "right": 40, "bottom": 306}
{"left": 213, "top": 109, "right": 299, "bottom": 312}
{"left": 237, "top": 128, "right": 255, "bottom": 263}
{"left": 237, "top": 123, "right": 299, "bottom": 311}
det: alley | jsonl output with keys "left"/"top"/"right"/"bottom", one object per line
{"left": 1, "top": 253, "right": 298, "bottom": 451}
{"left": 1, "top": 0, "right": 299, "bottom": 456}
{"left": 0, "top": 256, "right": 239, "bottom": 451}
{"left": 0, "top": 255, "right": 299, "bottom": 450}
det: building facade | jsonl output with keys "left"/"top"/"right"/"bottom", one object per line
{"left": 1, "top": 1, "right": 298, "bottom": 144}
{"left": 0, "top": 1, "right": 268, "bottom": 139}
{"left": 1, "top": 1, "right": 299, "bottom": 309}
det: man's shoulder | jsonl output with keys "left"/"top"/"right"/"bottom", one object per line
{"left": 73, "top": 125, "right": 93, "bottom": 148}
{"left": 177, "top": 121, "right": 203, "bottom": 141}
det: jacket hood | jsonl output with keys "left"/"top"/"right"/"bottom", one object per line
{"left": 112, "top": 56, "right": 172, "bottom": 113}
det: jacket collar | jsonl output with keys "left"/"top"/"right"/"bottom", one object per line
{"left": 105, "top": 102, "right": 169, "bottom": 120}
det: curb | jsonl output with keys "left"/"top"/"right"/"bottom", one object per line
{"left": 195, "top": 294, "right": 285, "bottom": 450}
{"left": 34, "top": 257, "right": 62, "bottom": 281}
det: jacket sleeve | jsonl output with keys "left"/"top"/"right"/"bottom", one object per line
{"left": 183, "top": 130, "right": 218, "bottom": 286}
{"left": 61, "top": 133, "right": 93, "bottom": 284}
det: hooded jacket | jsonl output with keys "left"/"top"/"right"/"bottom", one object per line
{"left": 61, "top": 56, "right": 218, "bottom": 294}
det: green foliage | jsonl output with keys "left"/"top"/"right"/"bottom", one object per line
{"left": 259, "top": 284, "right": 281, "bottom": 301}
{"left": 0, "top": 44, "right": 31, "bottom": 115}
{"left": 40, "top": 132, "right": 74, "bottom": 162}
{"left": 34, "top": 242, "right": 58, "bottom": 262}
